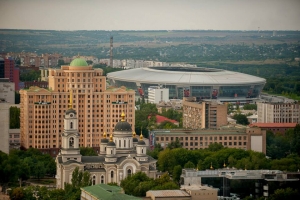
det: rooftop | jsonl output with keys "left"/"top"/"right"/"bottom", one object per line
{"left": 249, "top": 123, "right": 298, "bottom": 128}
{"left": 70, "top": 58, "right": 88, "bottom": 67}
{"left": 147, "top": 190, "right": 190, "bottom": 197}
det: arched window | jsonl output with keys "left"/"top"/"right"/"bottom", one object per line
{"left": 70, "top": 122, "right": 73, "bottom": 129}
{"left": 111, "top": 171, "right": 114, "bottom": 178}
{"left": 101, "top": 175, "right": 104, "bottom": 183}
{"left": 127, "top": 169, "right": 132, "bottom": 177}
{"left": 111, "top": 150, "right": 113, "bottom": 154}
{"left": 142, "top": 148, "right": 144, "bottom": 154}
{"left": 129, "top": 140, "right": 130, "bottom": 147}
{"left": 69, "top": 137, "right": 74, "bottom": 148}
{"left": 119, "top": 140, "right": 121, "bottom": 147}
{"left": 124, "top": 140, "right": 126, "bottom": 148}
{"left": 92, "top": 175, "right": 96, "bottom": 185}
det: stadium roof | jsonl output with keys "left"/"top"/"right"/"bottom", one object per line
{"left": 107, "top": 67, "right": 266, "bottom": 86}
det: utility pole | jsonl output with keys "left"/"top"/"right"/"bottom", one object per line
{"left": 110, "top": 36, "right": 113, "bottom": 67}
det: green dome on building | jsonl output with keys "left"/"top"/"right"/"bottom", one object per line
{"left": 70, "top": 58, "right": 88, "bottom": 67}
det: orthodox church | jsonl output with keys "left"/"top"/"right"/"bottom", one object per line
{"left": 55, "top": 102, "right": 157, "bottom": 189}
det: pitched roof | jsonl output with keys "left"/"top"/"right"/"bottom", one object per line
{"left": 249, "top": 123, "right": 297, "bottom": 128}
{"left": 149, "top": 115, "right": 178, "bottom": 124}
{"left": 81, "top": 184, "right": 141, "bottom": 200}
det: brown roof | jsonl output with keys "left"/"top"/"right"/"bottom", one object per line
{"left": 249, "top": 123, "right": 297, "bottom": 128}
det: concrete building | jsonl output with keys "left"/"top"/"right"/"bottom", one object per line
{"left": 0, "top": 103, "right": 10, "bottom": 154}
{"left": 20, "top": 58, "right": 135, "bottom": 156}
{"left": 0, "top": 57, "right": 19, "bottom": 91}
{"left": 55, "top": 107, "right": 157, "bottom": 189}
{"left": 257, "top": 102, "right": 300, "bottom": 123}
{"left": 183, "top": 99, "right": 227, "bottom": 129}
{"left": 148, "top": 86, "right": 169, "bottom": 104}
{"left": 181, "top": 185, "right": 218, "bottom": 200}
{"left": 0, "top": 78, "right": 15, "bottom": 104}
{"left": 249, "top": 122, "right": 297, "bottom": 134}
{"left": 9, "top": 129, "right": 20, "bottom": 150}
{"left": 146, "top": 190, "right": 191, "bottom": 200}
{"left": 150, "top": 127, "right": 266, "bottom": 153}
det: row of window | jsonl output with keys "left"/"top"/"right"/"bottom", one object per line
{"left": 156, "top": 136, "right": 247, "bottom": 141}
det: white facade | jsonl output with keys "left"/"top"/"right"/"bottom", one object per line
{"left": 0, "top": 79, "right": 15, "bottom": 104}
{"left": 0, "top": 103, "right": 10, "bottom": 154}
{"left": 148, "top": 86, "right": 169, "bottom": 104}
{"left": 257, "top": 102, "right": 300, "bottom": 123}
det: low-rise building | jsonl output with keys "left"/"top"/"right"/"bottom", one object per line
{"left": 146, "top": 190, "right": 191, "bottom": 200}
{"left": 81, "top": 184, "right": 141, "bottom": 200}
{"left": 148, "top": 86, "right": 169, "bottom": 104}
{"left": 181, "top": 185, "right": 218, "bottom": 200}
{"left": 150, "top": 127, "right": 266, "bottom": 153}
{"left": 257, "top": 102, "right": 300, "bottom": 123}
{"left": 249, "top": 122, "right": 297, "bottom": 134}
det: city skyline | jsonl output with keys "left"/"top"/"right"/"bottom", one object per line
{"left": 1, "top": 0, "right": 300, "bottom": 31}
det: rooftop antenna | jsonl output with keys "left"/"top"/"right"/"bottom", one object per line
{"left": 110, "top": 36, "right": 113, "bottom": 67}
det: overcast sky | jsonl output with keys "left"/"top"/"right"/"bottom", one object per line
{"left": 1, "top": 0, "right": 300, "bottom": 30}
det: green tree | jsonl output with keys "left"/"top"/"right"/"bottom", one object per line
{"left": 10, "top": 106, "right": 20, "bottom": 129}
{"left": 80, "top": 147, "right": 98, "bottom": 156}
{"left": 172, "top": 165, "right": 182, "bottom": 184}
{"left": 33, "top": 161, "right": 46, "bottom": 180}
{"left": 243, "top": 104, "right": 257, "bottom": 110}
{"left": 232, "top": 113, "right": 249, "bottom": 125}
{"left": 269, "top": 187, "right": 299, "bottom": 200}
{"left": 291, "top": 124, "right": 300, "bottom": 156}
{"left": 184, "top": 161, "right": 195, "bottom": 168}
{"left": 167, "top": 138, "right": 182, "bottom": 149}
{"left": 207, "top": 142, "right": 224, "bottom": 152}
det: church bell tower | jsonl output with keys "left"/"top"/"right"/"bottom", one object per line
{"left": 60, "top": 91, "right": 81, "bottom": 162}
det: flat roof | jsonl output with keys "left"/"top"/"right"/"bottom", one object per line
{"left": 147, "top": 190, "right": 190, "bottom": 197}
{"left": 250, "top": 123, "right": 297, "bottom": 128}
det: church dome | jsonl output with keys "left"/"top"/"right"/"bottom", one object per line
{"left": 101, "top": 132, "right": 109, "bottom": 143}
{"left": 70, "top": 58, "right": 88, "bottom": 67}
{"left": 107, "top": 134, "right": 116, "bottom": 146}
{"left": 114, "top": 112, "right": 132, "bottom": 132}
{"left": 132, "top": 131, "right": 138, "bottom": 142}
{"left": 137, "top": 133, "right": 145, "bottom": 145}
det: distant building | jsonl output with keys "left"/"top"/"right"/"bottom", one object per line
{"left": 249, "top": 122, "right": 297, "bottom": 134}
{"left": 9, "top": 129, "right": 20, "bottom": 150}
{"left": 0, "top": 57, "right": 19, "bottom": 91}
{"left": 150, "top": 127, "right": 266, "bottom": 153}
{"left": 0, "top": 78, "right": 15, "bottom": 104}
{"left": 156, "top": 101, "right": 173, "bottom": 113}
{"left": 181, "top": 185, "right": 218, "bottom": 200}
{"left": 148, "top": 86, "right": 169, "bottom": 104}
{"left": 257, "top": 102, "right": 300, "bottom": 123}
{"left": 18, "top": 65, "right": 39, "bottom": 74}
{"left": 0, "top": 103, "right": 10, "bottom": 154}
{"left": 183, "top": 99, "right": 227, "bottom": 129}
{"left": 81, "top": 184, "right": 141, "bottom": 200}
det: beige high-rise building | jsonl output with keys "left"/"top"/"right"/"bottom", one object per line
{"left": 20, "top": 58, "right": 135, "bottom": 156}
{"left": 257, "top": 102, "right": 300, "bottom": 123}
{"left": 183, "top": 98, "right": 227, "bottom": 129}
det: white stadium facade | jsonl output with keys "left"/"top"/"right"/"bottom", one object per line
{"left": 107, "top": 67, "right": 266, "bottom": 103}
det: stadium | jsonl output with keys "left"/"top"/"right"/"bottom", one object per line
{"left": 107, "top": 67, "right": 266, "bottom": 103}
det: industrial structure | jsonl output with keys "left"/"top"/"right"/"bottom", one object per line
{"left": 107, "top": 67, "right": 266, "bottom": 103}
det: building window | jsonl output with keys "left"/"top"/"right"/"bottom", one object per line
{"left": 69, "top": 137, "right": 74, "bottom": 148}
{"left": 101, "top": 175, "right": 104, "bottom": 183}
{"left": 70, "top": 122, "right": 73, "bottom": 129}
{"left": 92, "top": 175, "right": 96, "bottom": 185}
{"left": 127, "top": 169, "right": 132, "bottom": 177}
{"left": 111, "top": 171, "right": 114, "bottom": 178}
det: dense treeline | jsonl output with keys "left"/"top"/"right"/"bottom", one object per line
{"left": 19, "top": 70, "right": 41, "bottom": 82}
{"left": 0, "top": 149, "right": 56, "bottom": 185}
{"left": 120, "top": 172, "right": 179, "bottom": 197}
{"left": 9, "top": 167, "right": 91, "bottom": 200}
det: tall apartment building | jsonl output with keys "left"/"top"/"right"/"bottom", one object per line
{"left": 183, "top": 98, "right": 227, "bottom": 129}
{"left": 148, "top": 86, "right": 169, "bottom": 104}
{"left": 257, "top": 102, "right": 300, "bottom": 123}
{"left": 20, "top": 58, "right": 135, "bottom": 156}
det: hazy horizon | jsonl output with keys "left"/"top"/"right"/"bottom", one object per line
{"left": 1, "top": 0, "right": 300, "bottom": 31}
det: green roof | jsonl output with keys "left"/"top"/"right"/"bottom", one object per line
{"left": 70, "top": 58, "right": 88, "bottom": 67}
{"left": 81, "top": 184, "right": 142, "bottom": 200}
